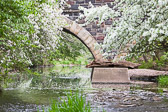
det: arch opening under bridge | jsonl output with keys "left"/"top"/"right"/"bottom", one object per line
{"left": 63, "top": 17, "right": 105, "bottom": 62}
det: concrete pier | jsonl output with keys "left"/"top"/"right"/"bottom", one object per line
{"left": 92, "top": 68, "right": 130, "bottom": 84}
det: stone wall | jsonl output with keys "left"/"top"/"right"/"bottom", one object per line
{"left": 63, "top": 0, "right": 115, "bottom": 44}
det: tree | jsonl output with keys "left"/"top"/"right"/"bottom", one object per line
{"left": 0, "top": 0, "right": 36, "bottom": 74}
{"left": 0, "top": 0, "right": 87, "bottom": 75}
{"left": 79, "top": 0, "right": 168, "bottom": 61}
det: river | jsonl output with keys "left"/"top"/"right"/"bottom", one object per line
{"left": 0, "top": 66, "right": 168, "bottom": 112}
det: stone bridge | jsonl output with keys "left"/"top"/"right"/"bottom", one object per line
{"left": 63, "top": 17, "right": 140, "bottom": 83}
{"left": 63, "top": 17, "right": 140, "bottom": 69}
{"left": 63, "top": 0, "right": 130, "bottom": 62}
{"left": 62, "top": 1, "right": 141, "bottom": 83}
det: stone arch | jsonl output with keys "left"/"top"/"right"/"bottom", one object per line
{"left": 63, "top": 17, "right": 105, "bottom": 62}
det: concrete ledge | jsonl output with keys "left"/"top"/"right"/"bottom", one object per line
{"left": 92, "top": 68, "right": 130, "bottom": 83}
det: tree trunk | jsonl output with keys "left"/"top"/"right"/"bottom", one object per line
{"left": 154, "top": 51, "right": 160, "bottom": 61}
{"left": 143, "top": 55, "right": 148, "bottom": 62}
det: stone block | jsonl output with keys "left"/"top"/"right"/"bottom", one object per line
{"left": 96, "top": 36, "right": 105, "bottom": 40}
{"left": 103, "top": 0, "right": 115, "bottom": 2}
{"left": 90, "top": 47, "right": 96, "bottom": 53}
{"left": 76, "top": 0, "right": 85, "bottom": 4}
{"left": 65, "top": 18, "right": 73, "bottom": 24}
{"left": 77, "top": 28, "right": 90, "bottom": 41}
{"left": 92, "top": 24, "right": 100, "bottom": 29}
{"left": 80, "top": 4, "right": 88, "bottom": 8}
{"left": 92, "top": 68, "right": 130, "bottom": 83}
{"left": 85, "top": 36, "right": 93, "bottom": 44}
{"left": 71, "top": 5, "right": 79, "bottom": 10}
{"left": 88, "top": 39, "right": 97, "bottom": 48}
{"left": 93, "top": 3, "right": 102, "bottom": 6}
{"left": 70, "top": 22, "right": 82, "bottom": 34}
{"left": 95, "top": 0, "right": 103, "bottom": 2}
{"left": 77, "top": 19, "right": 85, "bottom": 24}
{"left": 64, "top": 17, "right": 73, "bottom": 29}
{"left": 93, "top": 49, "right": 101, "bottom": 55}
{"left": 88, "top": 43, "right": 95, "bottom": 51}
{"left": 105, "top": 20, "right": 112, "bottom": 25}
{"left": 88, "top": 42, "right": 94, "bottom": 48}
{"left": 66, "top": 1, "right": 74, "bottom": 5}
{"left": 75, "top": 25, "right": 82, "bottom": 34}
{"left": 90, "top": 31, "right": 97, "bottom": 36}
{"left": 94, "top": 54, "right": 103, "bottom": 60}
{"left": 85, "top": 0, "right": 95, "bottom": 3}
{"left": 86, "top": 28, "right": 91, "bottom": 31}
{"left": 70, "top": 22, "right": 77, "bottom": 32}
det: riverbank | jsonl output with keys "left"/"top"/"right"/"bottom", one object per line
{"left": 129, "top": 69, "right": 168, "bottom": 77}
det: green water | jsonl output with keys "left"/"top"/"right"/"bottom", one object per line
{"left": 1, "top": 66, "right": 168, "bottom": 112}
{"left": 0, "top": 66, "right": 92, "bottom": 112}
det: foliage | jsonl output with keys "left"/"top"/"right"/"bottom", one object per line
{"left": 48, "top": 32, "right": 89, "bottom": 64}
{"left": 0, "top": 0, "right": 88, "bottom": 75}
{"left": 138, "top": 52, "right": 168, "bottom": 69}
{"left": 138, "top": 59, "right": 154, "bottom": 69}
{"left": 26, "top": 0, "right": 66, "bottom": 66}
{"left": 158, "top": 76, "right": 168, "bottom": 87}
{"left": 0, "top": 0, "right": 36, "bottom": 73}
{"left": 79, "top": 0, "right": 168, "bottom": 59}
{"left": 48, "top": 92, "right": 91, "bottom": 112}
{"left": 155, "top": 52, "right": 168, "bottom": 68}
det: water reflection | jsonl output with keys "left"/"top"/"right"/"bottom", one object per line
{"left": 0, "top": 66, "right": 92, "bottom": 112}
{"left": 2, "top": 66, "right": 92, "bottom": 89}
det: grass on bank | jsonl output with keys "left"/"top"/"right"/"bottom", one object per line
{"left": 158, "top": 76, "right": 168, "bottom": 87}
{"left": 47, "top": 92, "right": 91, "bottom": 112}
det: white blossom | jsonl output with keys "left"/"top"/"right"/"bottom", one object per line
{"left": 79, "top": 0, "right": 168, "bottom": 58}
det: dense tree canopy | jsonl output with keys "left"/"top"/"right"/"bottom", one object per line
{"left": 0, "top": 0, "right": 87, "bottom": 75}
